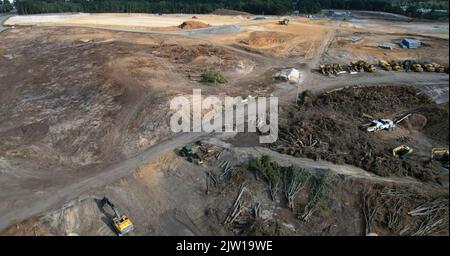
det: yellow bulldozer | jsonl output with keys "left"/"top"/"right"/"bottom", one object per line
{"left": 392, "top": 145, "right": 413, "bottom": 159}
{"left": 101, "top": 197, "right": 134, "bottom": 236}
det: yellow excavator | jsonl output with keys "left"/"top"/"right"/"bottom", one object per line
{"left": 101, "top": 197, "right": 134, "bottom": 236}
{"left": 392, "top": 145, "right": 413, "bottom": 159}
{"left": 431, "top": 148, "right": 449, "bottom": 169}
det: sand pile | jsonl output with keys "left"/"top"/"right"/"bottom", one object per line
{"left": 178, "top": 20, "right": 210, "bottom": 30}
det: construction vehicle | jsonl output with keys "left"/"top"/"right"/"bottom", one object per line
{"left": 178, "top": 145, "right": 204, "bottom": 165}
{"left": 278, "top": 18, "right": 289, "bottom": 25}
{"left": 349, "top": 60, "right": 376, "bottom": 73}
{"left": 365, "top": 64, "right": 377, "bottom": 73}
{"left": 432, "top": 63, "right": 445, "bottom": 73}
{"left": 431, "top": 148, "right": 449, "bottom": 169}
{"left": 402, "top": 60, "right": 413, "bottom": 71}
{"left": 100, "top": 197, "right": 134, "bottom": 236}
{"left": 363, "top": 113, "right": 411, "bottom": 132}
{"left": 178, "top": 145, "right": 193, "bottom": 157}
{"left": 389, "top": 60, "right": 404, "bottom": 71}
{"left": 379, "top": 60, "right": 392, "bottom": 71}
{"left": 411, "top": 63, "right": 424, "bottom": 72}
{"left": 319, "top": 63, "right": 344, "bottom": 76}
{"left": 392, "top": 145, "right": 413, "bottom": 159}
{"left": 423, "top": 63, "right": 436, "bottom": 72}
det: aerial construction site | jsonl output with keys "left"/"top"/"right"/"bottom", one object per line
{"left": 0, "top": 9, "right": 449, "bottom": 236}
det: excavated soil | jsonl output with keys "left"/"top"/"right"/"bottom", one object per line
{"left": 273, "top": 85, "right": 449, "bottom": 183}
{"left": 178, "top": 20, "right": 210, "bottom": 30}
{"left": 243, "top": 31, "right": 296, "bottom": 47}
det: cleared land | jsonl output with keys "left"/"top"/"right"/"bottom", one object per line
{"left": 0, "top": 12, "right": 448, "bottom": 236}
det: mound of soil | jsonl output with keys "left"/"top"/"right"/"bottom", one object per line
{"left": 405, "top": 114, "right": 428, "bottom": 131}
{"left": 273, "top": 85, "right": 448, "bottom": 183}
{"left": 212, "top": 9, "right": 251, "bottom": 16}
{"left": 419, "top": 103, "right": 449, "bottom": 145}
{"left": 243, "top": 31, "right": 296, "bottom": 47}
{"left": 178, "top": 20, "right": 209, "bottom": 30}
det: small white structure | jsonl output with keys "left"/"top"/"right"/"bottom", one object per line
{"left": 274, "top": 68, "right": 301, "bottom": 83}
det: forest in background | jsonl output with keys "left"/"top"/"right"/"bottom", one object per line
{"left": 2, "top": 0, "right": 449, "bottom": 20}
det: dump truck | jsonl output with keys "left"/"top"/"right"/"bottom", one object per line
{"left": 432, "top": 63, "right": 445, "bottom": 73}
{"left": 389, "top": 60, "right": 404, "bottom": 71}
{"left": 423, "top": 63, "right": 436, "bottom": 72}
{"left": 392, "top": 145, "right": 413, "bottom": 159}
{"left": 431, "top": 148, "right": 449, "bottom": 169}
{"left": 100, "top": 197, "right": 134, "bottom": 236}
{"left": 411, "top": 63, "right": 424, "bottom": 72}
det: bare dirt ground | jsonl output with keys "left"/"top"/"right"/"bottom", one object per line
{"left": 4, "top": 13, "right": 244, "bottom": 29}
{"left": 1, "top": 139, "right": 447, "bottom": 236}
{"left": 0, "top": 13, "right": 448, "bottom": 235}
{"left": 325, "top": 31, "right": 449, "bottom": 65}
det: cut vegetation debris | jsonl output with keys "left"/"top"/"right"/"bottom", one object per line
{"left": 272, "top": 85, "right": 449, "bottom": 183}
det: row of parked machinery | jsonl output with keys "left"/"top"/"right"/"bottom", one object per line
{"left": 379, "top": 60, "right": 446, "bottom": 73}
{"left": 320, "top": 60, "right": 448, "bottom": 76}
{"left": 319, "top": 60, "right": 377, "bottom": 75}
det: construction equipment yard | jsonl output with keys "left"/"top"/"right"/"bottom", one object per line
{"left": 0, "top": 12, "right": 448, "bottom": 236}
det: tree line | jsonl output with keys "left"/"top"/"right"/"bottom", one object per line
{"left": 1, "top": 0, "right": 13, "bottom": 13}
{"left": 296, "top": 0, "right": 448, "bottom": 19}
{"left": 11, "top": 0, "right": 450, "bottom": 19}
{"left": 13, "top": 0, "right": 292, "bottom": 15}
